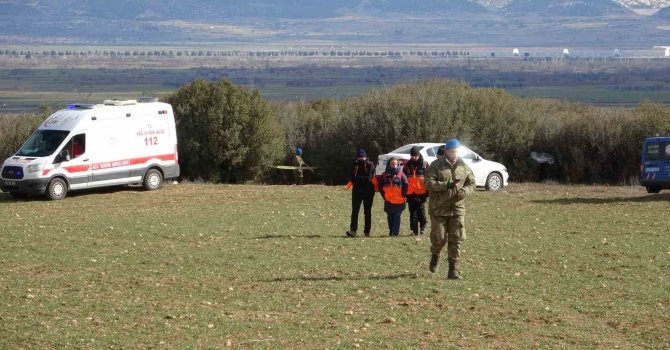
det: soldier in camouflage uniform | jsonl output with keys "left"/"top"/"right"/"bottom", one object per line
{"left": 293, "top": 147, "right": 306, "bottom": 185}
{"left": 424, "top": 139, "right": 476, "bottom": 279}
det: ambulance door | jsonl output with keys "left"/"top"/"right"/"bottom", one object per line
{"left": 89, "top": 120, "right": 131, "bottom": 187}
{"left": 52, "top": 133, "right": 91, "bottom": 190}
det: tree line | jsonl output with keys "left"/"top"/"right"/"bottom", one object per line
{"left": 1, "top": 79, "right": 669, "bottom": 185}
{"left": 0, "top": 49, "right": 472, "bottom": 60}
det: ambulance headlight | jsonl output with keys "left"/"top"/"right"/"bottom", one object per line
{"left": 26, "top": 163, "right": 43, "bottom": 173}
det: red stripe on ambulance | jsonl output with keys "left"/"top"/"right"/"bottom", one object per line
{"left": 42, "top": 154, "right": 176, "bottom": 175}
{"left": 63, "top": 165, "right": 91, "bottom": 173}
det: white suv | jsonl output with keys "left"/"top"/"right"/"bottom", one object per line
{"left": 375, "top": 143, "right": 509, "bottom": 191}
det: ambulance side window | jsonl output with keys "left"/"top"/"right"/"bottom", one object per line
{"left": 55, "top": 133, "right": 86, "bottom": 163}
{"left": 71, "top": 134, "right": 85, "bottom": 159}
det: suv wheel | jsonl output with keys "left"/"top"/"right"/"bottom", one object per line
{"left": 485, "top": 172, "right": 503, "bottom": 191}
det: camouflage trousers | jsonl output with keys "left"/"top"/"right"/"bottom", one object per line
{"left": 430, "top": 215, "right": 466, "bottom": 261}
{"left": 293, "top": 170, "right": 304, "bottom": 185}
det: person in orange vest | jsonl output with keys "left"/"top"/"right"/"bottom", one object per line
{"left": 379, "top": 157, "right": 408, "bottom": 237}
{"left": 346, "top": 148, "right": 377, "bottom": 238}
{"left": 403, "top": 146, "right": 429, "bottom": 235}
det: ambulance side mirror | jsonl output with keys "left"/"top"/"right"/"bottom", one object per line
{"left": 55, "top": 150, "right": 70, "bottom": 163}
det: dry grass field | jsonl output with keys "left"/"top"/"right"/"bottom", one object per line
{"left": 1, "top": 183, "right": 668, "bottom": 348}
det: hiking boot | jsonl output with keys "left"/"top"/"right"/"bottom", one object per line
{"left": 364, "top": 232, "right": 370, "bottom": 237}
{"left": 346, "top": 230, "right": 356, "bottom": 237}
{"left": 419, "top": 227, "right": 426, "bottom": 235}
{"left": 429, "top": 254, "right": 439, "bottom": 273}
{"left": 447, "top": 260, "right": 462, "bottom": 280}
{"left": 412, "top": 230, "right": 419, "bottom": 236}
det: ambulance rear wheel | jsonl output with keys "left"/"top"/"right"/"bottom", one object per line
{"left": 46, "top": 178, "right": 67, "bottom": 200}
{"left": 143, "top": 169, "right": 163, "bottom": 191}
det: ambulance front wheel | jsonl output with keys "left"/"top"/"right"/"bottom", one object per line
{"left": 46, "top": 178, "right": 68, "bottom": 200}
{"left": 143, "top": 169, "right": 163, "bottom": 191}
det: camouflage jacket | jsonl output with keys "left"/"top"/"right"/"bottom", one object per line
{"left": 425, "top": 157, "right": 476, "bottom": 216}
{"left": 293, "top": 155, "right": 305, "bottom": 167}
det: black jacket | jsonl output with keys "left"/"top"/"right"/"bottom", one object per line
{"left": 349, "top": 159, "right": 376, "bottom": 195}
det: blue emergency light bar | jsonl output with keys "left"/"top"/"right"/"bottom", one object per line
{"left": 67, "top": 103, "right": 96, "bottom": 110}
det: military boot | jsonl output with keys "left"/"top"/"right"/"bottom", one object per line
{"left": 429, "top": 254, "right": 439, "bottom": 273}
{"left": 346, "top": 230, "right": 356, "bottom": 237}
{"left": 447, "top": 260, "right": 462, "bottom": 280}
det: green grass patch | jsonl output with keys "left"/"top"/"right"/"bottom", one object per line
{"left": 509, "top": 85, "right": 670, "bottom": 105}
{"left": 0, "top": 184, "right": 668, "bottom": 348}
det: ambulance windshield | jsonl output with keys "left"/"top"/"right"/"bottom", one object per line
{"left": 16, "top": 130, "right": 70, "bottom": 157}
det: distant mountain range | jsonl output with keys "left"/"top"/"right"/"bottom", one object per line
{"left": 503, "top": 0, "right": 630, "bottom": 16}
{"left": 473, "top": 0, "right": 670, "bottom": 9}
{"left": 0, "top": 0, "right": 668, "bottom": 46}
{"left": 2, "top": 0, "right": 669, "bottom": 19}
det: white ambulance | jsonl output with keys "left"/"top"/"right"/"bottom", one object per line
{"left": 1, "top": 97, "right": 179, "bottom": 200}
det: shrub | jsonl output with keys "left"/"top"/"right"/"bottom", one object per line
{"left": 168, "top": 79, "right": 284, "bottom": 183}
{"left": 0, "top": 109, "right": 49, "bottom": 161}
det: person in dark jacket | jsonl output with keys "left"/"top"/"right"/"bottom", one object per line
{"left": 436, "top": 145, "right": 445, "bottom": 160}
{"left": 403, "top": 146, "right": 430, "bottom": 235}
{"left": 346, "top": 149, "right": 376, "bottom": 237}
{"left": 379, "top": 157, "right": 408, "bottom": 237}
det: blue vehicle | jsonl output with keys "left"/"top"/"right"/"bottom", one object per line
{"left": 640, "top": 136, "right": 670, "bottom": 194}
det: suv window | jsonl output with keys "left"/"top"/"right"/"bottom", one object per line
{"left": 426, "top": 147, "right": 436, "bottom": 157}
{"left": 645, "top": 142, "right": 669, "bottom": 161}
{"left": 460, "top": 149, "right": 477, "bottom": 160}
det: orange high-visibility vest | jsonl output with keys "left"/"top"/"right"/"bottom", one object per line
{"left": 382, "top": 173, "right": 405, "bottom": 205}
{"left": 407, "top": 168, "right": 427, "bottom": 195}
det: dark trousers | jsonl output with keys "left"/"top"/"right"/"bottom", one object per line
{"left": 408, "top": 200, "right": 427, "bottom": 234}
{"left": 351, "top": 192, "right": 374, "bottom": 234}
{"left": 387, "top": 212, "right": 402, "bottom": 236}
